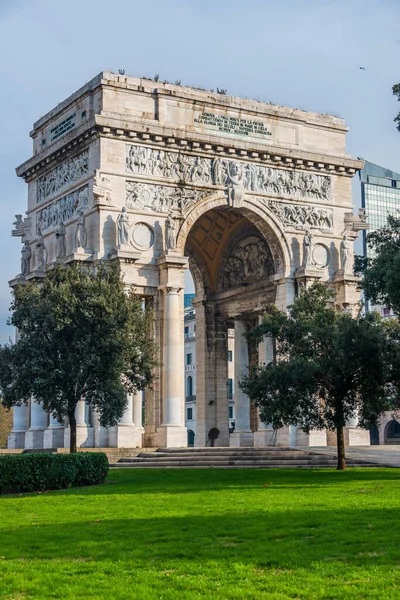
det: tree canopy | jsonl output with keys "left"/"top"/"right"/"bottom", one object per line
{"left": 0, "top": 264, "right": 156, "bottom": 452}
{"left": 240, "top": 284, "right": 400, "bottom": 469}
{"left": 393, "top": 83, "right": 400, "bottom": 132}
{"left": 355, "top": 214, "right": 400, "bottom": 314}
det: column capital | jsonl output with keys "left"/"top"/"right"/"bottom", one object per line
{"left": 160, "top": 286, "right": 181, "bottom": 295}
{"left": 157, "top": 254, "right": 189, "bottom": 269}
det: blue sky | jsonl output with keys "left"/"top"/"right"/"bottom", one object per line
{"left": 0, "top": 0, "right": 399, "bottom": 342}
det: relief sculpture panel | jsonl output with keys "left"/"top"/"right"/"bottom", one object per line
{"left": 36, "top": 150, "right": 89, "bottom": 203}
{"left": 126, "top": 181, "right": 212, "bottom": 213}
{"left": 36, "top": 185, "right": 89, "bottom": 232}
{"left": 126, "top": 144, "right": 332, "bottom": 202}
{"left": 220, "top": 236, "right": 275, "bottom": 291}
{"left": 265, "top": 200, "right": 333, "bottom": 232}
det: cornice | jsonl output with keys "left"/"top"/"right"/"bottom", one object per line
{"left": 16, "top": 121, "right": 98, "bottom": 181}
{"left": 96, "top": 116, "right": 363, "bottom": 177}
{"left": 16, "top": 115, "right": 363, "bottom": 183}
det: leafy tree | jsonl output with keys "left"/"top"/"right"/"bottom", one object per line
{"left": 355, "top": 214, "right": 400, "bottom": 314}
{"left": 240, "top": 284, "right": 400, "bottom": 470}
{"left": 393, "top": 83, "right": 400, "bottom": 132}
{"left": 0, "top": 264, "right": 155, "bottom": 453}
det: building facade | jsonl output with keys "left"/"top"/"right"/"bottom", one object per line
{"left": 184, "top": 294, "right": 235, "bottom": 446}
{"left": 9, "top": 71, "right": 368, "bottom": 449}
{"left": 359, "top": 159, "right": 400, "bottom": 444}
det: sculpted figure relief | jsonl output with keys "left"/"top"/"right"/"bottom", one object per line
{"left": 221, "top": 236, "right": 274, "bottom": 291}
{"left": 21, "top": 241, "right": 31, "bottom": 275}
{"left": 75, "top": 211, "right": 87, "bottom": 249}
{"left": 165, "top": 213, "right": 177, "bottom": 250}
{"left": 55, "top": 222, "right": 67, "bottom": 258}
{"left": 126, "top": 182, "right": 210, "bottom": 213}
{"left": 126, "top": 144, "right": 332, "bottom": 203}
{"left": 266, "top": 200, "right": 333, "bottom": 232}
{"left": 37, "top": 185, "right": 89, "bottom": 233}
{"left": 303, "top": 230, "right": 314, "bottom": 267}
{"left": 36, "top": 150, "right": 89, "bottom": 203}
{"left": 35, "top": 225, "right": 46, "bottom": 268}
{"left": 227, "top": 162, "right": 244, "bottom": 208}
{"left": 340, "top": 235, "right": 351, "bottom": 273}
{"left": 13, "top": 215, "right": 24, "bottom": 234}
{"left": 117, "top": 207, "right": 131, "bottom": 246}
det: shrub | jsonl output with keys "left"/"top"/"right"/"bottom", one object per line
{"left": 0, "top": 452, "right": 109, "bottom": 495}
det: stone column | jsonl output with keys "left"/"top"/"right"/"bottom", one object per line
{"left": 64, "top": 400, "right": 94, "bottom": 448}
{"left": 254, "top": 328, "right": 275, "bottom": 447}
{"left": 8, "top": 403, "right": 30, "bottom": 449}
{"left": 230, "top": 319, "right": 253, "bottom": 447}
{"left": 158, "top": 287, "right": 187, "bottom": 445}
{"left": 108, "top": 392, "right": 144, "bottom": 448}
{"left": 133, "top": 390, "right": 144, "bottom": 429}
{"left": 25, "top": 399, "right": 48, "bottom": 449}
{"left": 156, "top": 254, "right": 188, "bottom": 447}
{"left": 43, "top": 413, "right": 65, "bottom": 449}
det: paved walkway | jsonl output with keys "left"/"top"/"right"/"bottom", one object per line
{"left": 299, "top": 446, "right": 400, "bottom": 468}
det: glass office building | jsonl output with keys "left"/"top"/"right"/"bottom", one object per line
{"left": 359, "top": 159, "right": 400, "bottom": 315}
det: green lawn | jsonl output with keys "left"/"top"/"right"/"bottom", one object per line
{"left": 1, "top": 468, "right": 400, "bottom": 599}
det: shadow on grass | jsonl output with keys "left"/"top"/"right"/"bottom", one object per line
{"left": 55, "top": 467, "right": 400, "bottom": 497}
{"left": 1, "top": 507, "right": 399, "bottom": 569}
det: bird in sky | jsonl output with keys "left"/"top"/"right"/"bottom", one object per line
{"left": 359, "top": 67, "right": 366, "bottom": 70}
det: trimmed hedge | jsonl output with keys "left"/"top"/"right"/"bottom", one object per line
{"left": 0, "top": 452, "right": 109, "bottom": 495}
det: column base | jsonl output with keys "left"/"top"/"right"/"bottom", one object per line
{"left": 63, "top": 426, "right": 94, "bottom": 449}
{"left": 254, "top": 429, "right": 276, "bottom": 447}
{"left": 25, "top": 428, "right": 45, "bottom": 450}
{"left": 156, "top": 425, "right": 187, "bottom": 448}
{"left": 8, "top": 430, "right": 27, "bottom": 449}
{"left": 229, "top": 430, "right": 254, "bottom": 447}
{"left": 344, "top": 427, "right": 370, "bottom": 446}
{"left": 326, "top": 428, "right": 370, "bottom": 447}
{"left": 108, "top": 424, "right": 144, "bottom": 448}
{"left": 43, "top": 427, "right": 65, "bottom": 449}
{"left": 94, "top": 425, "right": 110, "bottom": 448}
{"left": 296, "top": 429, "right": 327, "bottom": 446}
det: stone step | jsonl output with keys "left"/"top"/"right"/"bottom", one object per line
{"left": 156, "top": 447, "right": 294, "bottom": 453}
{"left": 110, "top": 447, "right": 379, "bottom": 469}
{"left": 111, "top": 461, "right": 378, "bottom": 469}
{"left": 142, "top": 453, "right": 316, "bottom": 460}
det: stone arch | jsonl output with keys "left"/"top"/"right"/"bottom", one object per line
{"left": 384, "top": 419, "right": 400, "bottom": 444}
{"left": 178, "top": 192, "right": 291, "bottom": 275}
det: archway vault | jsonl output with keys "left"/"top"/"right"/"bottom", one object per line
{"left": 180, "top": 193, "right": 290, "bottom": 298}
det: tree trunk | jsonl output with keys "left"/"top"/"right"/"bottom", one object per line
{"left": 336, "top": 423, "right": 346, "bottom": 470}
{"left": 68, "top": 410, "right": 77, "bottom": 454}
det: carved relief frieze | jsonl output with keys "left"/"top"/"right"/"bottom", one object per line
{"left": 36, "top": 185, "right": 89, "bottom": 232}
{"left": 36, "top": 150, "right": 89, "bottom": 203}
{"left": 126, "top": 144, "right": 332, "bottom": 203}
{"left": 126, "top": 181, "right": 212, "bottom": 213}
{"left": 264, "top": 200, "right": 333, "bottom": 232}
{"left": 220, "top": 235, "right": 275, "bottom": 291}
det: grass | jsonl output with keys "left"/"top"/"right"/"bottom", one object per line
{"left": 1, "top": 468, "right": 400, "bottom": 599}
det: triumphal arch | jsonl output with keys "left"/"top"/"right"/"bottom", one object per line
{"left": 9, "top": 72, "right": 369, "bottom": 450}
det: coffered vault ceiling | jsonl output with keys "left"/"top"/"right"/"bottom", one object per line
{"left": 185, "top": 208, "right": 262, "bottom": 294}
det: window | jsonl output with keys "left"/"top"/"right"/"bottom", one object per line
{"left": 228, "top": 406, "right": 233, "bottom": 419}
{"left": 187, "top": 376, "right": 193, "bottom": 397}
{"left": 42, "top": 139, "right": 46, "bottom": 146}
{"left": 184, "top": 326, "right": 189, "bottom": 335}
{"left": 81, "top": 110, "right": 87, "bottom": 120}
{"left": 186, "top": 353, "right": 192, "bottom": 365}
{"left": 227, "top": 378, "right": 233, "bottom": 399}
{"left": 187, "top": 408, "right": 193, "bottom": 420}
{"left": 227, "top": 350, "right": 233, "bottom": 362}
